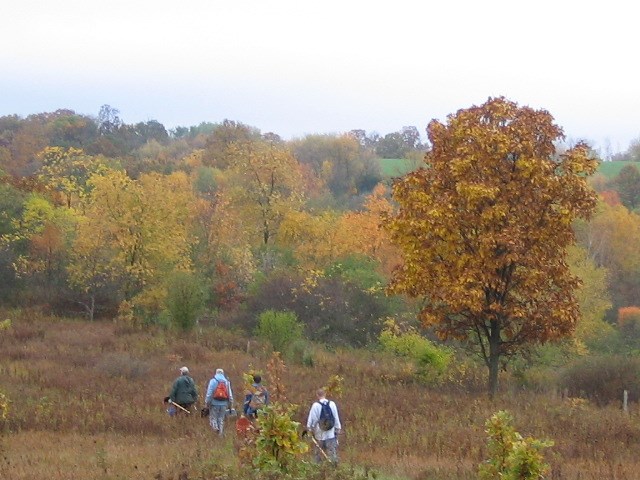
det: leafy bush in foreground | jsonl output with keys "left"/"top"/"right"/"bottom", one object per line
{"left": 479, "top": 410, "right": 553, "bottom": 480}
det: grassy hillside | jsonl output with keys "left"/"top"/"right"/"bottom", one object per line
{"left": 2, "top": 311, "right": 640, "bottom": 479}
{"left": 379, "top": 158, "right": 421, "bottom": 178}
{"left": 379, "top": 158, "right": 638, "bottom": 180}
{"left": 596, "top": 160, "right": 637, "bottom": 179}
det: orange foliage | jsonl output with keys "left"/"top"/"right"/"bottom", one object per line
{"left": 617, "top": 306, "right": 640, "bottom": 328}
{"left": 212, "top": 261, "right": 245, "bottom": 310}
{"left": 338, "top": 183, "right": 401, "bottom": 276}
{"left": 600, "top": 190, "right": 621, "bottom": 207}
{"left": 387, "top": 97, "right": 598, "bottom": 396}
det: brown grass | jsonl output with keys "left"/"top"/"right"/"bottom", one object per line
{"left": 2, "top": 313, "right": 640, "bottom": 479}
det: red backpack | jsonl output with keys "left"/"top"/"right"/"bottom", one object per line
{"left": 213, "top": 379, "right": 229, "bottom": 401}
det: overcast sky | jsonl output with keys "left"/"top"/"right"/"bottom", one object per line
{"left": 2, "top": 0, "right": 638, "bottom": 155}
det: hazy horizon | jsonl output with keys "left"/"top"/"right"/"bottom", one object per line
{"left": 2, "top": 1, "right": 638, "bottom": 156}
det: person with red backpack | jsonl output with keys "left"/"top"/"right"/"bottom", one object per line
{"left": 204, "top": 368, "right": 234, "bottom": 436}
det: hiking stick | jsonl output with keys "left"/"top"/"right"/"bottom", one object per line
{"left": 310, "top": 435, "right": 331, "bottom": 461}
{"left": 169, "top": 400, "right": 191, "bottom": 414}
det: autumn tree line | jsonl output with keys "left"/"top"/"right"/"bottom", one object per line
{"left": 2, "top": 99, "right": 640, "bottom": 396}
{"left": 0, "top": 106, "right": 421, "bottom": 339}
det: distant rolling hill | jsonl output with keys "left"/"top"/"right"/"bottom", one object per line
{"left": 378, "top": 158, "right": 420, "bottom": 178}
{"left": 596, "top": 161, "right": 636, "bottom": 179}
{"left": 379, "top": 158, "right": 637, "bottom": 180}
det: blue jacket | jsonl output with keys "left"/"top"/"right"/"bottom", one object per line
{"left": 205, "top": 373, "right": 233, "bottom": 407}
{"left": 243, "top": 382, "right": 269, "bottom": 415}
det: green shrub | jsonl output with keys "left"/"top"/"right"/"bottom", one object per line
{"left": 287, "top": 338, "right": 314, "bottom": 366}
{"left": 253, "top": 402, "right": 309, "bottom": 475}
{"left": 241, "top": 270, "right": 398, "bottom": 347}
{"left": 379, "top": 319, "right": 452, "bottom": 381}
{"left": 165, "top": 271, "right": 207, "bottom": 331}
{"left": 325, "top": 254, "right": 385, "bottom": 291}
{"left": 558, "top": 355, "right": 640, "bottom": 405}
{"left": 255, "top": 310, "right": 304, "bottom": 354}
{"left": 479, "top": 410, "right": 553, "bottom": 480}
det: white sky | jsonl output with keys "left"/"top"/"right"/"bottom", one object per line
{"left": 2, "top": 0, "right": 638, "bottom": 155}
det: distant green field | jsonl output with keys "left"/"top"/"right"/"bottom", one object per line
{"left": 379, "top": 158, "right": 420, "bottom": 177}
{"left": 379, "top": 158, "right": 637, "bottom": 180}
{"left": 596, "top": 161, "right": 636, "bottom": 179}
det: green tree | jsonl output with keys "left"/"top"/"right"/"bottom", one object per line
{"left": 374, "top": 126, "right": 424, "bottom": 159}
{"left": 48, "top": 110, "right": 98, "bottom": 148}
{"left": 611, "top": 137, "right": 640, "bottom": 162}
{"left": 568, "top": 245, "right": 613, "bottom": 351}
{"left": 290, "top": 133, "right": 381, "bottom": 198}
{"left": 575, "top": 202, "right": 640, "bottom": 317}
{"left": 97, "top": 104, "right": 122, "bottom": 135}
{"left": 386, "top": 97, "right": 598, "bottom": 398}
{"left": 4, "top": 193, "right": 78, "bottom": 304}
{"left": 0, "top": 180, "right": 26, "bottom": 236}
{"left": 165, "top": 271, "right": 207, "bottom": 331}
{"left": 255, "top": 310, "right": 304, "bottom": 353}
{"left": 613, "top": 164, "right": 640, "bottom": 211}
{"left": 202, "top": 119, "right": 262, "bottom": 169}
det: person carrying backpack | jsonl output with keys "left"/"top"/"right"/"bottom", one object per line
{"left": 243, "top": 374, "right": 269, "bottom": 419}
{"left": 165, "top": 366, "right": 198, "bottom": 416}
{"left": 204, "top": 368, "right": 233, "bottom": 436}
{"left": 305, "top": 388, "right": 341, "bottom": 463}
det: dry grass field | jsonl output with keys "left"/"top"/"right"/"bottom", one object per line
{"left": 2, "top": 309, "right": 640, "bottom": 479}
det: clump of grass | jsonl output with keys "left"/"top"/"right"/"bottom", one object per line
{"left": 95, "top": 352, "right": 151, "bottom": 379}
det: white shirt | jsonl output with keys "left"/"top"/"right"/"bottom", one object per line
{"left": 306, "top": 398, "right": 341, "bottom": 441}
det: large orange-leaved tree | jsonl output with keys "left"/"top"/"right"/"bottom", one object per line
{"left": 385, "top": 97, "right": 598, "bottom": 398}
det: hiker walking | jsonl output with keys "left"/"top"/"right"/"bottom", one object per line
{"left": 306, "top": 388, "right": 341, "bottom": 463}
{"left": 243, "top": 374, "right": 269, "bottom": 419}
{"left": 205, "top": 368, "right": 234, "bottom": 436}
{"left": 165, "top": 366, "right": 198, "bottom": 416}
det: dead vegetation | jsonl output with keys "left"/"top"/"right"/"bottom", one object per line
{"left": 1, "top": 311, "right": 640, "bottom": 479}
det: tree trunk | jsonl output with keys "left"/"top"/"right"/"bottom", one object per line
{"left": 488, "top": 351, "right": 500, "bottom": 400}
{"left": 88, "top": 294, "right": 95, "bottom": 322}
{"left": 487, "top": 319, "right": 501, "bottom": 400}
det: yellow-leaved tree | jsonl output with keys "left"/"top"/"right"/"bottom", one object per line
{"left": 386, "top": 97, "right": 598, "bottom": 398}
{"left": 224, "top": 139, "right": 304, "bottom": 269}
{"left": 36, "top": 146, "right": 106, "bottom": 209}
{"left": 575, "top": 200, "right": 640, "bottom": 314}
{"left": 278, "top": 209, "right": 345, "bottom": 269}
{"left": 337, "top": 183, "right": 400, "bottom": 277}
{"left": 68, "top": 169, "right": 196, "bottom": 319}
{"left": 278, "top": 184, "right": 399, "bottom": 274}
{"left": 568, "top": 245, "right": 612, "bottom": 351}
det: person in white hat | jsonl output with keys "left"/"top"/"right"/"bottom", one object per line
{"left": 165, "top": 366, "right": 198, "bottom": 416}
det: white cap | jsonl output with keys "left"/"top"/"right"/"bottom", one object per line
{"left": 179, "top": 366, "right": 189, "bottom": 374}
